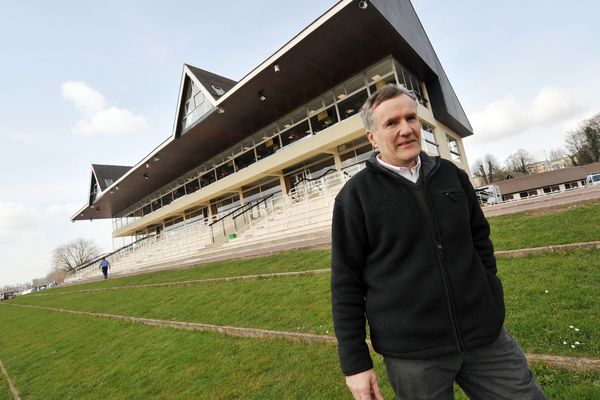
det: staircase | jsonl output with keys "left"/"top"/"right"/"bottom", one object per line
{"left": 66, "top": 164, "right": 364, "bottom": 282}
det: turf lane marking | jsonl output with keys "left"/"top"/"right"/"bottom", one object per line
{"left": 0, "top": 360, "right": 20, "bottom": 400}
{"left": 10, "top": 304, "right": 337, "bottom": 344}
{"left": 30, "top": 268, "right": 331, "bottom": 295}
{"left": 495, "top": 240, "right": 600, "bottom": 258}
{"left": 9, "top": 304, "right": 600, "bottom": 372}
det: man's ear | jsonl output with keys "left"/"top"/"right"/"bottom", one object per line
{"left": 366, "top": 131, "right": 378, "bottom": 148}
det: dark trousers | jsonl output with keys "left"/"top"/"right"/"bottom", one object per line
{"left": 383, "top": 327, "right": 546, "bottom": 400}
{"left": 101, "top": 267, "right": 108, "bottom": 279}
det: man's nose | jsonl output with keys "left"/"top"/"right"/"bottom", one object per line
{"left": 397, "top": 119, "right": 412, "bottom": 135}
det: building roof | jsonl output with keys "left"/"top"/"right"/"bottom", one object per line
{"left": 185, "top": 64, "right": 237, "bottom": 100}
{"left": 91, "top": 164, "right": 132, "bottom": 191}
{"left": 493, "top": 164, "right": 597, "bottom": 195}
{"left": 72, "top": 0, "right": 473, "bottom": 222}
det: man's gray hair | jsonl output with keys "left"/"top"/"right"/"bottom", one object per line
{"left": 360, "top": 84, "right": 418, "bottom": 131}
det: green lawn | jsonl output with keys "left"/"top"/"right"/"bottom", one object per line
{"left": 489, "top": 200, "right": 600, "bottom": 250}
{"left": 12, "top": 249, "right": 600, "bottom": 359}
{"left": 1, "top": 306, "right": 599, "bottom": 399}
{"left": 54, "top": 249, "right": 330, "bottom": 293}
{"left": 0, "top": 369, "right": 11, "bottom": 400}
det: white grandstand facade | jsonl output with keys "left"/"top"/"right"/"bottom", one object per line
{"left": 70, "top": 0, "right": 474, "bottom": 281}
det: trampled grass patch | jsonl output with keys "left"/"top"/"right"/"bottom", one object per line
{"left": 488, "top": 200, "right": 600, "bottom": 250}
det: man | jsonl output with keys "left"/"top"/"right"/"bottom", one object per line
{"left": 331, "top": 84, "right": 545, "bottom": 400}
{"left": 99, "top": 257, "right": 110, "bottom": 279}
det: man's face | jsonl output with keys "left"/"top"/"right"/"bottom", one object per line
{"left": 366, "top": 94, "right": 422, "bottom": 168}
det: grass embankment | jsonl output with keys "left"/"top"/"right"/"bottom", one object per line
{"left": 489, "top": 200, "right": 600, "bottom": 250}
{"left": 56, "top": 249, "right": 330, "bottom": 293}
{"left": 0, "top": 369, "right": 11, "bottom": 400}
{"left": 1, "top": 306, "right": 599, "bottom": 399}
{"left": 13, "top": 249, "right": 600, "bottom": 358}
{"left": 2, "top": 203, "right": 600, "bottom": 398}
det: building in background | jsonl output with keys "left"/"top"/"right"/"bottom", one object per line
{"left": 71, "top": 0, "right": 474, "bottom": 254}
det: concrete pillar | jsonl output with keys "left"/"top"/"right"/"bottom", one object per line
{"left": 333, "top": 153, "right": 342, "bottom": 171}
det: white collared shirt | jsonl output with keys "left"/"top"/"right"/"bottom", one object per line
{"left": 376, "top": 155, "right": 421, "bottom": 183}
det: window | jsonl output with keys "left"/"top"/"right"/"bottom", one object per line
{"left": 337, "top": 89, "right": 368, "bottom": 121}
{"left": 234, "top": 149, "right": 257, "bottom": 170}
{"left": 185, "top": 178, "right": 200, "bottom": 194}
{"left": 309, "top": 106, "right": 338, "bottom": 134}
{"left": 447, "top": 135, "right": 461, "bottom": 161}
{"left": 104, "top": 178, "right": 113, "bottom": 187}
{"left": 421, "top": 121, "right": 439, "bottom": 156}
{"left": 181, "top": 79, "right": 212, "bottom": 131}
{"left": 281, "top": 121, "right": 311, "bottom": 146}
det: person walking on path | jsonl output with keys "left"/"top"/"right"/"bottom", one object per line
{"left": 331, "top": 84, "right": 546, "bottom": 400}
{"left": 99, "top": 257, "right": 110, "bottom": 279}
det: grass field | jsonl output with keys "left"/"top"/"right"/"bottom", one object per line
{"left": 1, "top": 202, "right": 599, "bottom": 398}
{"left": 488, "top": 200, "right": 600, "bottom": 250}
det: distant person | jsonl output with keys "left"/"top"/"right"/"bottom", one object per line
{"left": 331, "top": 84, "right": 546, "bottom": 399}
{"left": 99, "top": 257, "right": 110, "bottom": 279}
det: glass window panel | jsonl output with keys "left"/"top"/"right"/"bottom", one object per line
{"left": 338, "top": 89, "right": 368, "bottom": 120}
{"left": 307, "top": 97, "right": 324, "bottom": 115}
{"left": 345, "top": 73, "right": 366, "bottom": 94}
{"left": 309, "top": 105, "right": 338, "bottom": 134}
{"left": 185, "top": 178, "right": 200, "bottom": 194}
{"left": 369, "top": 74, "right": 397, "bottom": 94}
{"left": 142, "top": 204, "right": 152, "bottom": 216}
{"left": 281, "top": 121, "right": 311, "bottom": 146}
{"left": 161, "top": 193, "right": 173, "bottom": 207}
{"left": 323, "top": 92, "right": 335, "bottom": 108}
{"left": 291, "top": 106, "right": 307, "bottom": 124}
{"left": 216, "top": 160, "right": 235, "bottom": 179}
{"left": 366, "top": 59, "right": 393, "bottom": 84}
{"left": 151, "top": 199, "right": 161, "bottom": 212}
{"left": 424, "top": 141, "right": 439, "bottom": 156}
{"left": 235, "top": 149, "right": 257, "bottom": 170}
{"left": 173, "top": 185, "right": 186, "bottom": 200}
{"left": 422, "top": 130, "right": 435, "bottom": 143}
{"left": 255, "top": 137, "right": 280, "bottom": 160}
{"left": 200, "top": 170, "right": 216, "bottom": 187}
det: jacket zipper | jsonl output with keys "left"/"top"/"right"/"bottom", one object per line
{"left": 426, "top": 183, "right": 465, "bottom": 352}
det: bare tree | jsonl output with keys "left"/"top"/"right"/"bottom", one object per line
{"left": 505, "top": 149, "right": 535, "bottom": 174}
{"left": 471, "top": 154, "right": 504, "bottom": 184}
{"left": 565, "top": 112, "right": 600, "bottom": 165}
{"left": 548, "top": 148, "right": 566, "bottom": 161}
{"left": 52, "top": 238, "right": 101, "bottom": 273}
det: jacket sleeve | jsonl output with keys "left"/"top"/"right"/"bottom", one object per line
{"left": 457, "top": 169, "right": 497, "bottom": 274}
{"left": 331, "top": 197, "right": 373, "bottom": 376}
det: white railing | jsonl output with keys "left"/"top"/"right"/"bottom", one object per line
{"left": 66, "top": 163, "right": 367, "bottom": 282}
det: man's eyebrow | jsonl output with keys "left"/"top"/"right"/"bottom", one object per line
{"left": 383, "top": 116, "right": 399, "bottom": 125}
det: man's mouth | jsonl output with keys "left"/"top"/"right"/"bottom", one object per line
{"left": 396, "top": 139, "right": 416, "bottom": 148}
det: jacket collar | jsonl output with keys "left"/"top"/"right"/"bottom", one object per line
{"left": 367, "top": 151, "right": 439, "bottom": 179}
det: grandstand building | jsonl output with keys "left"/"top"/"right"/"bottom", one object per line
{"left": 70, "top": 0, "right": 474, "bottom": 279}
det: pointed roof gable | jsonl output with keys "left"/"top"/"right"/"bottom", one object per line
{"left": 91, "top": 164, "right": 132, "bottom": 191}
{"left": 185, "top": 64, "right": 236, "bottom": 100}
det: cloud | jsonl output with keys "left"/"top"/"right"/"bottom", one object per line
{"left": 0, "top": 202, "right": 40, "bottom": 241}
{"left": 61, "top": 81, "right": 148, "bottom": 135}
{"left": 468, "top": 86, "right": 580, "bottom": 143}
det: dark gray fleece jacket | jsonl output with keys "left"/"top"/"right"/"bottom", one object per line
{"left": 331, "top": 152, "right": 504, "bottom": 376}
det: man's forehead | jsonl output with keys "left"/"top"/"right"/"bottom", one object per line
{"left": 374, "top": 94, "right": 417, "bottom": 116}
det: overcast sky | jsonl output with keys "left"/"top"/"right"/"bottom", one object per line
{"left": 1, "top": 0, "right": 599, "bottom": 287}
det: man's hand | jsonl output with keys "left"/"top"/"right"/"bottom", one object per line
{"left": 345, "top": 368, "right": 384, "bottom": 400}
